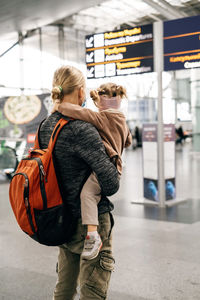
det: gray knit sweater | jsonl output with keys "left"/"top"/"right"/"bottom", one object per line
{"left": 39, "top": 111, "right": 119, "bottom": 219}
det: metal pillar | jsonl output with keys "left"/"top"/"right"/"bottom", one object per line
{"left": 175, "top": 101, "right": 178, "bottom": 124}
{"left": 76, "top": 29, "right": 79, "bottom": 63}
{"left": 58, "top": 24, "right": 65, "bottom": 64}
{"left": 153, "top": 22, "right": 165, "bottom": 207}
{"left": 39, "top": 28, "right": 43, "bottom": 90}
{"left": 18, "top": 32, "right": 24, "bottom": 92}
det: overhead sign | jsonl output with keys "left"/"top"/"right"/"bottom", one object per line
{"left": 85, "top": 24, "right": 153, "bottom": 78}
{"left": 164, "top": 15, "right": 200, "bottom": 71}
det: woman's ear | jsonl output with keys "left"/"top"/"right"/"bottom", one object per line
{"left": 78, "top": 87, "right": 83, "bottom": 99}
{"left": 78, "top": 87, "right": 85, "bottom": 105}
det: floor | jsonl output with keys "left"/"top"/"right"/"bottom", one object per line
{"left": 1, "top": 142, "right": 200, "bottom": 300}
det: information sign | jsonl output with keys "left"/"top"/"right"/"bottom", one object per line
{"left": 86, "top": 24, "right": 153, "bottom": 78}
{"left": 164, "top": 15, "right": 200, "bottom": 71}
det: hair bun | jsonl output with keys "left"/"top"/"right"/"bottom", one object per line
{"left": 52, "top": 86, "right": 62, "bottom": 101}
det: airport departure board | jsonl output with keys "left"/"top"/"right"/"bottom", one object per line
{"left": 164, "top": 15, "right": 200, "bottom": 71}
{"left": 85, "top": 24, "right": 153, "bottom": 79}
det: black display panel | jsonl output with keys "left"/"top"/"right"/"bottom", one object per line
{"left": 164, "top": 15, "right": 200, "bottom": 71}
{"left": 85, "top": 24, "right": 153, "bottom": 79}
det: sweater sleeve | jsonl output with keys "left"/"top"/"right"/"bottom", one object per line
{"left": 72, "top": 122, "right": 120, "bottom": 196}
{"left": 58, "top": 103, "right": 104, "bottom": 130}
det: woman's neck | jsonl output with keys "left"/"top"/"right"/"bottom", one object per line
{"left": 62, "top": 89, "right": 80, "bottom": 105}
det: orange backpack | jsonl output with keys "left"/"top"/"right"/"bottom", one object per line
{"left": 9, "top": 118, "right": 76, "bottom": 246}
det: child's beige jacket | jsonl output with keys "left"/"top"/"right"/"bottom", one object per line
{"left": 58, "top": 103, "right": 132, "bottom": 174}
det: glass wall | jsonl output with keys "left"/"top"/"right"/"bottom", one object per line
{"left": 0, "top": 26, "right": 87, "bottom": 97}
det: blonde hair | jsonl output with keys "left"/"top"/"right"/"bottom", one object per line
{"left": 51, "top": 65, "right": 85, "bottom": 103}
{"left": 90, "top": 82, "right": 127, "bottom": 106}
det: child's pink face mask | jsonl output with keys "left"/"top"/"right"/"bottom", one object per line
{"left": 99, "top": 95, "right": 122, "bottom": 111}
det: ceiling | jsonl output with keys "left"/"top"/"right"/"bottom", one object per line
{"left": 53, "top": 0, "right": 200, "bottom": 33}
{"left": 0, "top": 0, "right": 106, "bottom": 38}
{"left": 0, "top": 0, "right": 200, "bottom": 40}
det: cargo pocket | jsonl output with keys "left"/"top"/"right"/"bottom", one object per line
{"left": 98, "top": 212, "right": 114, "bottom": 242}
{"left": 86, "top": 251, "right": 115, "bottom": 298}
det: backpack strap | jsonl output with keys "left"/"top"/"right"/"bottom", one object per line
{"left": 48, "top": 118, "right": 69, "bottom": 152}
{"left": 34, "top": 119, "right": 46, "bottom": 149}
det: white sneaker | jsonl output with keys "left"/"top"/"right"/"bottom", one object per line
{"left": 81, "top": 233, "right": 102, "bottom": 260}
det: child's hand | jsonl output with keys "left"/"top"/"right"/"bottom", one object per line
{"left": 92, "top": 90, "right": 99, "bottom": 99}
{"left": 90, "top": 90, "right": 100, "bottom": 102}
{"left": 90, "top": 90, "right": 100, "bottom": 105}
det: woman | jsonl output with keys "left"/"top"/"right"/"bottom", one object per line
{"left": 39, "top": 65, "right": 119, "bottom": 300}
{"left": 56, "top": 82, "right": 132, "bottom": 261}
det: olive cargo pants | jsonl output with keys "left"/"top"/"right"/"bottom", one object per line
{"left": 53, "top": 212, "right": 115, "bottom": 300}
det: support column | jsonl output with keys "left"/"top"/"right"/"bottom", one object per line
{"left": 58, "top": 24, "right": 65, "bottom": 64}
{"left": 191, "top": 68, "right": 200, "bottom": 152}
{"left": 18, "top": 32, "right": 24, "bottom": 92}
{"left": 39, "top": 28, "right": 43, "bottom": 90}
{"left": 153, "top": 21, "right": 165, "bottom": 207}
{"left": 175, "top": 101, "right": 178, "bottom": 124}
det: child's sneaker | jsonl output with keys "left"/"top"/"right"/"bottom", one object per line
{"left": 81, "top": 233, "right": 102, "bottom": 260}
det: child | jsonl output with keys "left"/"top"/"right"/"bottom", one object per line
{"left": 56, "top": 82, "right": 132, "bottom": 260}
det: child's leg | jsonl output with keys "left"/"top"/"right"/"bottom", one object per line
{"left": 80, "top": 172, "right": 102, "bottom": 260}
{"left": 80, "top": 172, "right": 101, "bottom": 228}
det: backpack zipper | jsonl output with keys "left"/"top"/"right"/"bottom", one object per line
{"left": 23, "top": 157, "right": 48, "bottom": 210}
{"left": 39, "top": 164, "right": 47, "bottom": 182}
{"left": 23, "top": 157, "right": 47, "bottom": 181}
{"left": 11, "top": 172, "right": 36, "bottom": 234}
{"left": 32, "top": 157, "right": 48, "bottom": 210}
